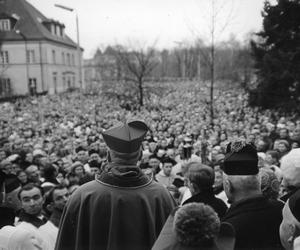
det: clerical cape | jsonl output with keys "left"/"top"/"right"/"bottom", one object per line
{"left": 55, "top": 165, "right": 176, "bottom": 250}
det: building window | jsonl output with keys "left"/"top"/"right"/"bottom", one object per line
{"left": 52, "top": 50, "right": 56, "bottom": 64}
{"left": 26, "top": 50, "right": 36, "bottom": 63}
{"left": 53, "top": 73, "right": 57, "bottom": 93}
{"left": 0, "top": 19, "right": 11, "bottom": 31}
{"left": 72, "top": 76, "right": 75, "bottom": 87}
{"left": 0, "top": 78, "right": 11, "bottom": 96}
{"left": 67, "top": 76, "right": 71, "bottom": 88}
{"left": 72, "top": 54, "right": 75, "bottom": 66}
{"left": 62, "top": 52, "right": 65, "bottom": 65}
{"left": 0, "top": 51, "right": 9, "bottom": 64}
{"left": 62, "top": 75, "right": 66, "bottom": 89}
{"left": 28, "top": 78, "right": 37, "bottom": 96}
{"left": 67, "top": 53, "right": 70, "bottom": 66}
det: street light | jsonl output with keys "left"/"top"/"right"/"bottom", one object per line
{"left": 54, "top": 4, "right": 83, "bottom": 89}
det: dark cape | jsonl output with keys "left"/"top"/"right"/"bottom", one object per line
{"left": 55, "top": 165, "right": 176, "bottom": 250}
{"left": 222, "top": 195, "right": 284, "bottom": 250}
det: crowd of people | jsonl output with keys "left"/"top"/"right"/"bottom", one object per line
{"left": 0, "top": 81, "right": 300, "bottom": 249}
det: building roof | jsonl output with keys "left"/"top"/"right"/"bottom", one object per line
{"left": 0, "top": 0, "right": 79, "bottom": 49}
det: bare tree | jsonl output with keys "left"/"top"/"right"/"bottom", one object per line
{"left": 115, "top": 45, "right": 158, "bottom": 107}
{"left": 187, "top": 0, "right": 237, "bottom": 125}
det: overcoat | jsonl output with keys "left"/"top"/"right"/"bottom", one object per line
{"left": 222, "top": 195, "right": 284, "bottom": 250}
{"left": 55, "top": 165, "right": 176, "bottom": 250}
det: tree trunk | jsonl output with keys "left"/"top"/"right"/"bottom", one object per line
{"left": 139, "top": 79, "right": 143, "bottom": 107}
{"left": 210, "top": 46, "right": 214, "bottom": 126}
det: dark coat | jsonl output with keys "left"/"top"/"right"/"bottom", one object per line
{"left": 55, "top": 165, "right": 176, "bottom": 250}
{"left": 222, "top": 195, "right": 284, "bottom": 250}
{"left": 182, "top": 188, "right": 228, "bottom": 218}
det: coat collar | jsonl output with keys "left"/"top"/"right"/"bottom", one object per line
{"left": 18, "top": 210, "right": 46, "bottom": 228}
{"left": 96, "top": 164, "right": 152, "bottom": 188}
{"left": 222, "top": 194, "right": 267, "bottom": 220}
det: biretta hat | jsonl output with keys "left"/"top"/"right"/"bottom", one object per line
{"left": 288, "top": 189, "right": 300, "bottom": 222}
{"left": 102, "top": 121, "right": 148, "bottom": 154}
{"left": 222, "top": 139, "right": 258, "bottom": 175}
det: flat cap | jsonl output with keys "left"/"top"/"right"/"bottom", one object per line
{"left": 222, "top": 139, "right": 258, "bottom": 175}
{"left": 102, "top": 121, "right": 148, "bottom": 154}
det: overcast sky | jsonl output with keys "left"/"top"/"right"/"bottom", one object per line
{"left": 27, "top": 0, "right": 270, "bottom": 59}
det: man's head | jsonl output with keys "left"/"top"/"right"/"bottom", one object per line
{"left": 280, "top": 190, "right": 300, "bottom": 250}
{"left": 75, "top": 146, "right": 88, "bottom": 163}
{"left": 71, "top": 161, "right": 85, "bottom": 178}
{"left": 281, "top": 148, "right": 300, "bottom": 191}
{"left": 25, "top": 165, "right": 40, "bottom": 183}
{"left": 89, "top": 152, "right": 101, "bottom": 163}
{"left": 18, "top": 183, "right": 44, "bottom": 216}
{"left": 89, "top": 160, "right": 101, "bottom": 176}
{"left": 0, "top": 159, "right": 12, "bottom": 175}
{"left": 161, "top": 157, "right": 176, "bottom": 177}
{"left": 102, "top": 121, "right": 148, "bottom": 165}
{"left": 44, "top": 185, "right": 69, "bottom": 213}
{"left": 148, "top": 155, "right": 161, "bottom": 173}
{"left": 279, "top": 128, "right": 289, "bottom": 139}
{"left": 186, "top": 162, "right": 215, "bottom": 196}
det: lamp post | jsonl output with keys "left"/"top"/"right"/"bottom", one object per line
{"left": 54, "top": 4, "right": 83, "bottom": 90}
{"left": 16, "top": 29, "right": 30, "bottom": 94}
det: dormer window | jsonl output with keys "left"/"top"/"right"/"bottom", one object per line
{"left": 0, "top": 19, "right": 10, "bottom": 31}
{"left": 43, "top": 20, "right": 65, "bottom": 37}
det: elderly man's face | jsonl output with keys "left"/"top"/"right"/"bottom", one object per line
{"left": 280, "top": 202, "right": 300, "bottom": 250}
{"left": 26, "top": 165, "right": 40, "bottom": 182}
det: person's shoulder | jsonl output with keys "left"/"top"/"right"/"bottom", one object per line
{"left": 15, "top": 221, "right": 38, "bottom": 231}
{"left": 214, "top": 196, "right": 228, "bottom": 207}
{"left": 38, "top": 220, "right": 57, "bottom": 233}
{"left": 69, "top": 180, "right": 100, "bottom": 198}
